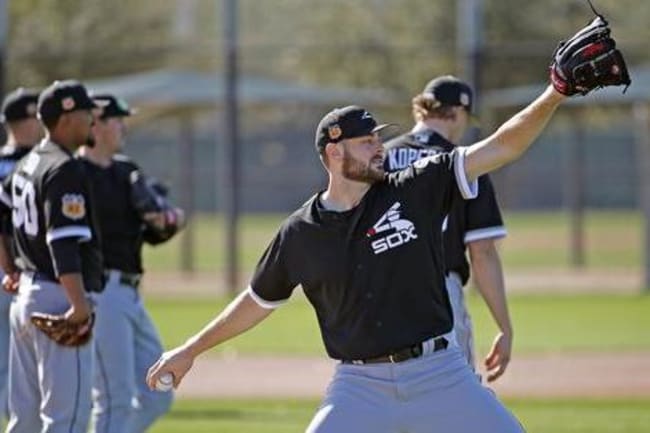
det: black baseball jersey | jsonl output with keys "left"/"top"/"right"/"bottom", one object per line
{"left": 0, "top": 145, "right": 32, "bottom": 235}
{"left": 384, "top": 128, "right": 506, "bottom": 285}
{"left": 249, "top": 148, "right": 478, "bottom": 360}
{"left": 80, "top": 154, "right": 161, "bottom": 274}
{"left": 0, "top": 140, "right": 103, "bottom": 292}
{"left": 0, "top": 145, "right": 31, "bottom": 180}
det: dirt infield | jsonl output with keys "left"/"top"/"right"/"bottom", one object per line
{"left": 142, "top": 268, "right": 644, "bottom": 298}
{"left": 174, "top": 351, "right": 650, "bottom": 399}
{"left": 144, "top": 270, "right": 648, "bottom": 399}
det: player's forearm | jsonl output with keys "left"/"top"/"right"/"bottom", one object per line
{"left": 58, "top": 273, "right": 91, "bottom": 314}
{"left": 182, "top": 290, "right": 273, "bottom": 359}
{"left": 464, "top": 86, "right": 566, "bottom": 180}
{"left": 0, "top": 234, "right": 17, "bottom": 274}
{"left": 469, "top": 242, "right": 512, "bottom": 336}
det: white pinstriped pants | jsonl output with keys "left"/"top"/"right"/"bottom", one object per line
{"left": 306, "top": 342, "right": 523, "bottom": 433}
{"left": 6, "top": 275, "right": 93, "bottom": 433}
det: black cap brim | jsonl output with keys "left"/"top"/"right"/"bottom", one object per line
{"left": 372, "top": 123, "right": 396, "bottom": 133}
{"left": 78, "top": 99, "right": 100, "bottom": 110}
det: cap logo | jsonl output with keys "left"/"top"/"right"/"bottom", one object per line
{"left": 61, "top": 97, "right": 76, "bottom": 111}
{"left": 361, "top": 111, "right": 372, "bottom": 120}
{"left": 117, "top": 98, "right": 129, "bottom": 111}
{"left": 26, "top": 103, "right": 37, "bottom": 116}
{"left": 61, "top": 194, "right": 86, "bottom": 220}
{"left": 460, "top": 93, "right": 470, "bottom": 106}
{"left": 328, "top": 125, "right": 342, "bottom": 140}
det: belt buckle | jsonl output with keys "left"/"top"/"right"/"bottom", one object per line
{"left": 388, "top": 354, "right": 396, "bottom": 363}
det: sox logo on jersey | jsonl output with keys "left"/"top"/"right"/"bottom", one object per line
{"left": 367, "top": 202, "right": 418, "bottom": 254}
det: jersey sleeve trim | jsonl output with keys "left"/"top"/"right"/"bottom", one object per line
{"left": 246, "top": 285, "right": 288, "bottom": 310}
{"left": 464, "top": 226, "right": 507, "bottom": 244}
{"left": 0, "top": 184, "right": 11, "bottom": 207}
{"left": 46, "top": 226, "right": 92, "bottom": 244}
{"left": 453, "top": 148, "right": 478, "bottom": 200}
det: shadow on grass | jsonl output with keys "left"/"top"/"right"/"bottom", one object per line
{"left": 166, "top": 404, "right": 315, "bottom": 423}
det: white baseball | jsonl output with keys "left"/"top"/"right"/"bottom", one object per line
{"left": 154, "top": 372, "right": 174, "bottom": 392}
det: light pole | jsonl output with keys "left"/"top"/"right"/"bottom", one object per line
{"left": 221, "top": 0, "right": 240, "bottom": 296}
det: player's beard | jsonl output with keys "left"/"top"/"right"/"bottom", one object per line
{"left": 341, "top": 147, "right": 384, "bottom": 183}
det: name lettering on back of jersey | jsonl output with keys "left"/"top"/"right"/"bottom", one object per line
{"left": 366, "top": 202, "right": 418, "bottom": 254}
{"left": 61, "top": 194, "right": 86, "bottom": 220}
{"left": 386, "top": 147, "right": 439, "bottom": 170}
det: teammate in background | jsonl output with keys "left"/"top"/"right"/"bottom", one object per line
{"left": 78, "top": 94, "right": 184, "bottom": 433}
{"left": 383, "top": 76, "right": 512, "bottom": 382}
{"left": 0, "top": 88, "right": 43, "bottom": 423}
{"left": 0, "top": 80, "right": 103, "bottom": 433}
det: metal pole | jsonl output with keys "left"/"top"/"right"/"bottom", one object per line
{"left": 634, "top": 103, "right": 650, "bottom": 292}
{"left": 457, "top": 0, "right": 483, "bottom": 143}
{"left": 179, "top": 115, "right": 195, "bottom": 273}
{"left": 221, "top": 0, "right": 240, "bottom": 295}
{"left": 0, "top": 0, "right": 7, "bottom": 143}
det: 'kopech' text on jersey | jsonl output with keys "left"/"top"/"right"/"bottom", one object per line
{"left": 367, "top": 202, "right": 418, "bottom": 254}
{"left": 385, "top": 147, "right": 440, "bottom": 170}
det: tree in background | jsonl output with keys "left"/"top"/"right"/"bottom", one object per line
{"left": 7, "top": 0, "right": 173, "bottom": 86}
{"left": 6, "top": 0, "right": 649, "bottom": 97}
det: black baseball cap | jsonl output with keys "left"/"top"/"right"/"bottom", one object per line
{"left": 422, "top": 75, "right": 473, "bottom": 113}
{"left": 37, "top": 80, "right": 99, "bottom": 125}
{"left": 91, "top": 94, "right": 135, "bottom": 119}
{"left": 1, "top": 88, "right": 40, "bottom": 123}
{"left": 315, "top": 105, "right": 394, "bottom": 152}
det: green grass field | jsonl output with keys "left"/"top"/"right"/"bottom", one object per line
{"left": 143, "top": 210, "right": 643, "bottom": 273}
{"left": 148, "top": 398, "right": 650, "bottom": 433}
{"left": 147, "top": 293, "right": 650, "bottom": 356}
{"left": 142, "top": 211, "right": 648, "bottom": 433}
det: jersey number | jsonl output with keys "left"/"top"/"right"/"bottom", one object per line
{"left": 12, "top": 173, "right": 38, "bottom": 236}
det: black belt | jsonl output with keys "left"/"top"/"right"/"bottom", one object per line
{"left": 104, "top": 270, "right": 142, "bottom": 289}
{"left": 27, "top": 271, "right": 104, "bottom": 293}
{"left": 342, "top": 337, "right": 449, "bottom": 365}
{"left": 30, "top": 271, "right": 57, "bottom": 283}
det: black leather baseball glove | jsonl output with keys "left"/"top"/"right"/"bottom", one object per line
{"left": 550, "top": 4, "right": 630, "bottom": 96}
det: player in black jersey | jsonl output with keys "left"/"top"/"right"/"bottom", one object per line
{"left": 78, "top": 94, "right": 183, "bottom": 433}
{"left": 0, "top": 80, "right": 103, "bottom": 433}
{"left": 148, "top": 81, "right": 566, "bottom": 432}
{"left": 0, "top": 88, "right": 43, "bottom": 178}
{"left": 384, "top": 76, "right": 512, "bottom": 382}
{"left": 0, "top": 87, "right": 43, "bottom": 424}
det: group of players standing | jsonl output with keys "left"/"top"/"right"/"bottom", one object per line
{"left": 0, "top": 80, "right": 184, "bottom": 433}
{"left": 0, "top": 75, "right": 515, "bottom": 433}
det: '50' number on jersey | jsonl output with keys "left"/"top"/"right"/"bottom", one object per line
{"left": 12, "top": 173, "right": 38, "bottom": 236}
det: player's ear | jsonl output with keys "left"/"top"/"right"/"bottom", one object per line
{"left": 324, "top": 141, "right": 343, "bottom": 162}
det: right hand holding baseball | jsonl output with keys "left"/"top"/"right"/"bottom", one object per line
{"left": 146, "top": 345, "right": 194, "bottom": 391}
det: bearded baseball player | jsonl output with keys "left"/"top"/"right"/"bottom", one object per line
{"left": 0, "top": 80, "right": 104, "bottom": 433}
{"left": 384, "top": 76, "right": 511, "bottom": 382}
{"left": 146, "top": 14, "right": 629, "bottom": 433}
